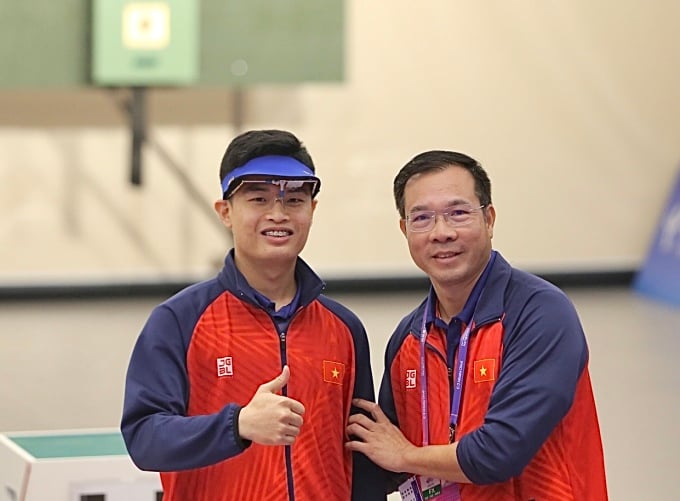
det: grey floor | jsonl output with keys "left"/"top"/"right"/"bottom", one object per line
{"left": 1, "top": 286, "right": 678, "bottom": 500}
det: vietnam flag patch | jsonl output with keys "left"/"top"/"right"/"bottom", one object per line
{"left": 473, "top": 358, "right": 496, "bottom": 383}
{"left": 323, "top": 360, "right": 345, "bottom": 385}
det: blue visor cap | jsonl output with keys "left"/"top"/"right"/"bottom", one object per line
{"left": 221, "top": 155, "right": 321, "bottom": 198}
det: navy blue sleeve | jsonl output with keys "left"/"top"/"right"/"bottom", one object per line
{"left": 350, "top": 327, "right": 388, "bottom": 501}
{"left": 346, "top": 315, "right": 386, "bottom": 500}
{"left": 318, "top": 296, "right": 387, "bottom": 500}
{"left": 121, "top": 303, "right": 248, "bottom": 471}
{"left": 456, "top": 287, "right": 589, "bottom": 484}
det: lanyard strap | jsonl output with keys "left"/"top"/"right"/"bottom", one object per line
{"left": 419, "top": 304, "right": 475, "bottom": 445}
{"left": 450, "top": 323, "right": 472, "bottom": 428}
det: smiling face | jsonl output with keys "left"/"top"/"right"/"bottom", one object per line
{"left": 400, "top": 165, "right": 495, "bottom": 294}
{"left": 214, "top": 177, "right": 317, "bottom": 274}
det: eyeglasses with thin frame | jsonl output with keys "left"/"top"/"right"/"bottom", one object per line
{"left": 227, "top": 179, "right": 317, "bottom": 211}
{"left": 405, "top": 204, "right": 486, "bottom": 232}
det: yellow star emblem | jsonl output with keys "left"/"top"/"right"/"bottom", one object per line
{"left": 474, "top": 358, "right": 495, "bottom": 383}
{"left": 323, "top": 360, "right": 345, "bottom": 384}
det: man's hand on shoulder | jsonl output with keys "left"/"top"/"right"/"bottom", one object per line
{"left": 345, "top": 398, "right": 413, "bottom": 472}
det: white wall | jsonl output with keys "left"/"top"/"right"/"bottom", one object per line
{"left": 1, "top": 1, "right": 679, "bottom": 282}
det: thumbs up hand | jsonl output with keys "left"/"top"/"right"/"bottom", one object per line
{"left": 238, "top": 366, "right": 306, "bottom": 446}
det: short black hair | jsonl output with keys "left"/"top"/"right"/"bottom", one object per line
{"left": 219, "top": 129, "right": 315, "bottom": 199}
{"left": 393, "top": 150, "right": 492, "bottom": 218}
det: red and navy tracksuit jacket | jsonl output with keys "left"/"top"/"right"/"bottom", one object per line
{"left": 121, "top": 251, "right": 385, "bottom": 501}
{"left": 379, "top": 252, "right": 608, "bottom": 500}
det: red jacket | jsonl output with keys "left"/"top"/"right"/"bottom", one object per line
{"left": 122, "top": 252, "right": 385, "bottom": 501}
{"left": 380, "top": 253, "right": 608, "bottom": 500}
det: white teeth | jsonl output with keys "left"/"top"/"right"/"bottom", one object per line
{"left": 265, "top": 230, "right": 289, "bottom": 237}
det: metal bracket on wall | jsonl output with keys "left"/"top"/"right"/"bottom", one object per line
{"left": 130, "top": 86, "right": 145, "bottom": 186}
{"left": 113, "top": 87, "right": 229, "bottom": 238}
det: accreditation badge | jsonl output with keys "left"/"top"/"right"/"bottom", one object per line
{"left": 398, "top": 475, "right": 461, "bottom": 501}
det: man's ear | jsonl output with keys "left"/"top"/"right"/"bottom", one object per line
{"left": 399, "top": 218, "right": 407, "bottom": 238}
{"left": 485, "top": 204, "right": 496, "bottom": 239}
{"left": 214, "top": 199, "right": 233, "bottom": 229}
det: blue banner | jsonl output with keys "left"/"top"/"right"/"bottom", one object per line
{"left": 633, "top": 167, "right": 680, "bottom": 306}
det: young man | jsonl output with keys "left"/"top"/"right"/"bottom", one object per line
{"left": 346, "top": 150, "right": 608, "bottom": 500}
{"left": 121, "top": 129, "right": 385, "bottom": 501}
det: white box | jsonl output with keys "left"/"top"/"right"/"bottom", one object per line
{"left": 0, "top": 428, "right": 161, "bottom": 501}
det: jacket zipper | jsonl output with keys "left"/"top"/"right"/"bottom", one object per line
{"left": 279, "top": 329, "right": 295, "bottom": 501}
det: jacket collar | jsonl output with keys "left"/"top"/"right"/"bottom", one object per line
{"left": 412, "top": 250, "right": 511, "bottom": 335}
{"left": 217, "top": 249, "right": 325, "bottom": 310}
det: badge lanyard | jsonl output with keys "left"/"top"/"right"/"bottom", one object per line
{"left": 419, "top": 298, "right": 473, "bottom": 446}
